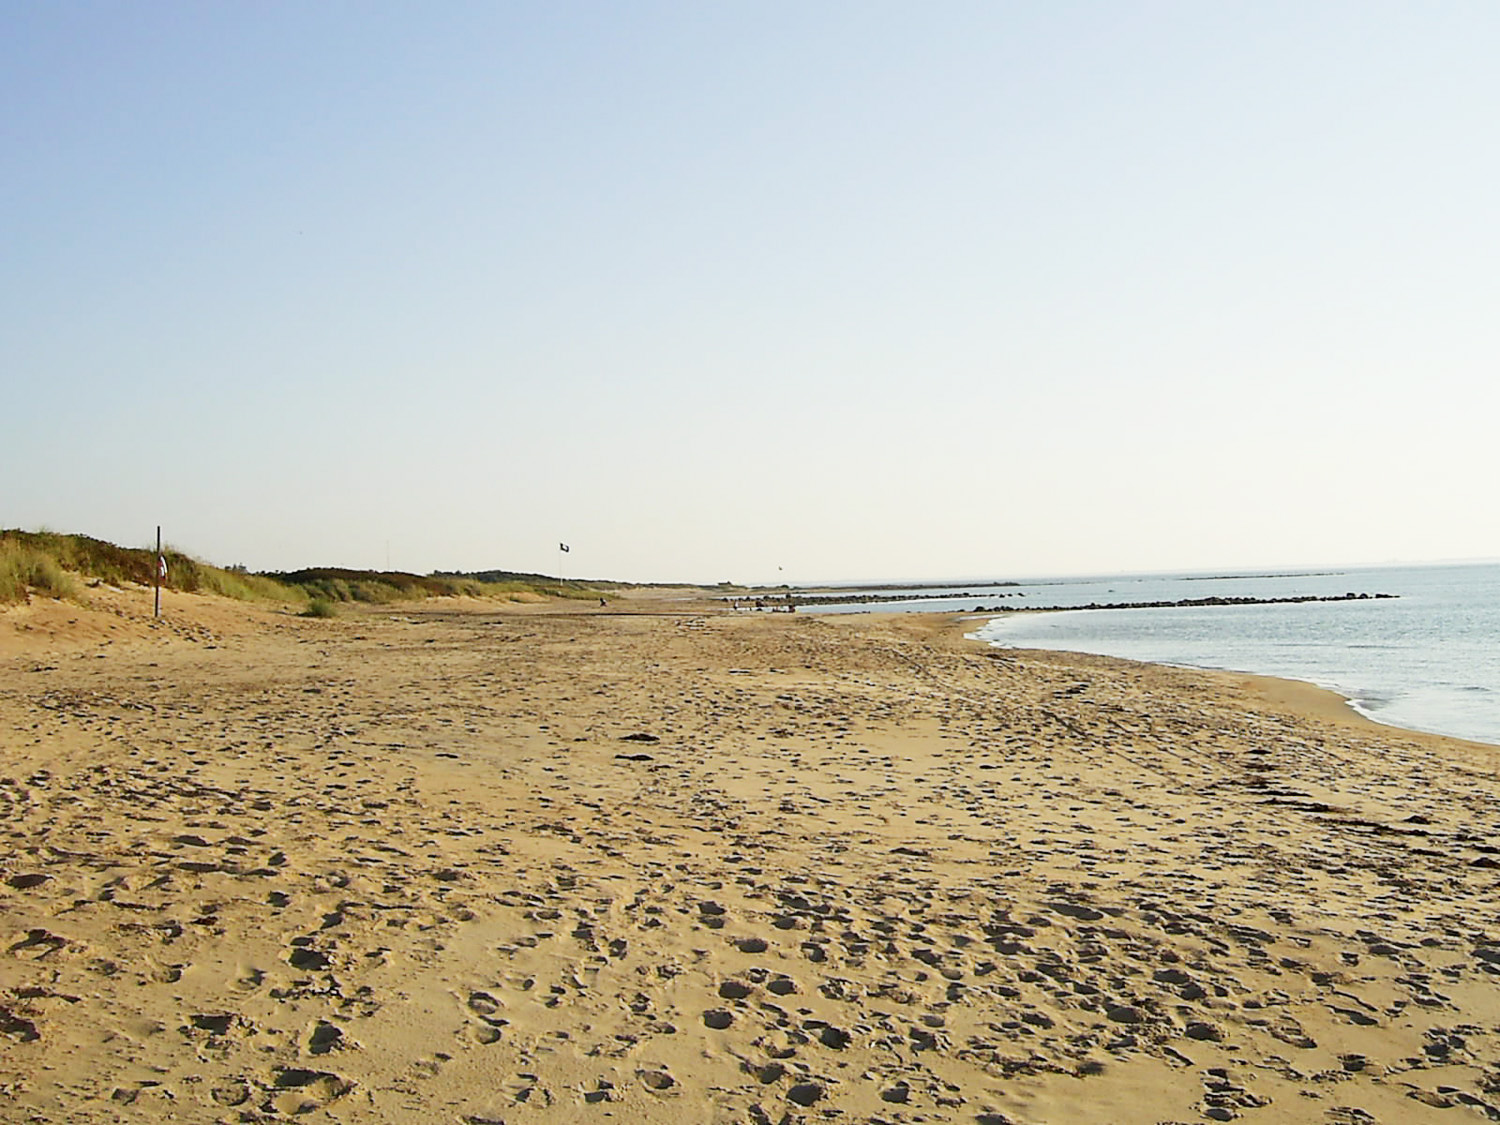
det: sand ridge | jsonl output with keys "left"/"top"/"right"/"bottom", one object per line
{"left": 4, "top": 589, "right": 1500, "bottom": 1123}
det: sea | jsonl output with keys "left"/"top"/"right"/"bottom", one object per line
{"left": 802, "top": 563, "right": 1500, "bottom": 747}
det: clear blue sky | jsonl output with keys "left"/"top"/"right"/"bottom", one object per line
{"left": 5, "top": 1, "right": 1498, "bottom": 583}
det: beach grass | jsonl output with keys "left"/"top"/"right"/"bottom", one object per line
{"left": 0, "top": 530, "right": 300, "bottom": 605}
{"left": 0, "top": 538, "right": 80, "bottom": 604}
{"left": 270, "top": 567, "right": 605, "bottom": 604}
{"left": 300, "top": 597, "right": 339, "bottom": 618}
{"left": 1, "top": 530, "right": 606, "bottom": 609}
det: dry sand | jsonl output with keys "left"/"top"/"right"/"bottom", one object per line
{"left": 4, "top": 585, "right": 1500, "bottom": 1124}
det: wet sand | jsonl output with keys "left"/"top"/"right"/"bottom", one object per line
{"left": 4, "top": 587, "right": 1500, "bottom": 1123}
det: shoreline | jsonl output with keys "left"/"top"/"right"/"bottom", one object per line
{"left": 6, "top": 590, "right": 1500, "bottom": 1122}
{"left": 955, "top": 610, "right": 1499, "bottom": 753}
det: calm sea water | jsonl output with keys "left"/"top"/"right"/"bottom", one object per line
{"left": 812, "top": 564, "right": 1500, "bottom": 746}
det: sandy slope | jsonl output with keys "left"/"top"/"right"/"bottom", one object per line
{"left": 4, "top": 587, "right": 1500, "bottom": 1124}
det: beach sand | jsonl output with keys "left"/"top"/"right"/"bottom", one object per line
{"left": 4, "top": 586, "right": 1500, "bottom": 1123}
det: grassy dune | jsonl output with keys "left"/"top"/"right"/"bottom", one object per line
{"left": 0, "top": 538, "right": 79, "bottom": 604}
{"left": 0, "top": 530, "right": 295, "bottom": 606}
{"left": 0, "top": 530, "right": 603, "bottom": 608}
{"left": 267, "top": 567, "right": 604, "bottom": 605}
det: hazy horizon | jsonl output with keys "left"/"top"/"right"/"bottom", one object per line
{"left": 10, "top": 522, "right": 1497, "bottom": 593}
{"left": 7, "top": 2, "right": 1497, "bottom": 586}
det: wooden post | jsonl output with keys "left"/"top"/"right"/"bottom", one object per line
{"left": 154, "top": 526, "right": 162, "bottom": 619}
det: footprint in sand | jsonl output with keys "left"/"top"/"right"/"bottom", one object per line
{"left": 8, "top": 928, "right": 68, "bottom": 959}
{"left": 209, "top": 1077, "right": 251, "bottom": 1106}
{"left": 638, "top": 1067, "right": 676, "bottom": 1092}
{"left": 467, "top": 1021, "right": 503, "bottom": 1045}
{"left": 268, "top": 1067, "right": 352, "bottom": 1114}
{"left": 464, "top": 990, "right": 507, "bottom": 1043}
{"left": 307, "top": 1020, "right": 345, "bottom": 1054}
{"left": 189, "top": 1012, "right": 236, "bottom": 1035}
{"left": 287, "top": 937, "right": 332, "bottom": 971}
{"left": 506, "top": 1072, "right": 553, "bottom": 1105}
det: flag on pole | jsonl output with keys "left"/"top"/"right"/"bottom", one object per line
{"left": 158, "top": 555, "right": 168, "bottom": 580}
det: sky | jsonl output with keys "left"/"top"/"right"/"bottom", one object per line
{"left": 4, "top": 1, "right": 1498, "bottom": 585}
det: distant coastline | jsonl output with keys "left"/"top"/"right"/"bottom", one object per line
{"left": 1179, "top": 570, "right": 1340, "bottom": 581}
{"left": 746, "top": 589, "right": 1395, "bottom": 612}
{"left": 966, "top": 591, "right": 1396, "bottom": 613}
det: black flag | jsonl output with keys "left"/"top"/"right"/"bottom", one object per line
{"left": 559, "top": 543, "right": 570, "bottom": 553}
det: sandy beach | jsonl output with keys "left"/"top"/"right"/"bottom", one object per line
{"left": 5, "top": 586, "right": 1500, "bottom": 1124}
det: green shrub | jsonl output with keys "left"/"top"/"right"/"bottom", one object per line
{"left": 301, "top": 598, "right": 338, "bottom": 618}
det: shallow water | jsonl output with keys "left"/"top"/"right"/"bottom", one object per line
{"left": 964, "top": 563, "right": 1500, "bottom": 746}
{"left": 799, "top": 564, "right": 1500, "bottom": 745}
